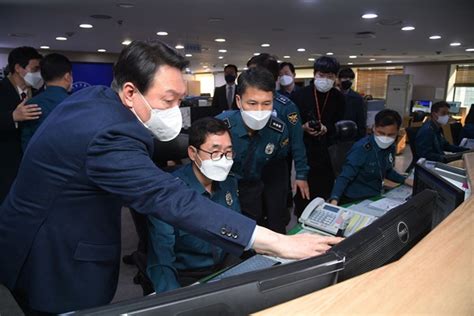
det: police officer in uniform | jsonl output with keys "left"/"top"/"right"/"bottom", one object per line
{"left": 329, "top": 109, "right": 412, "bottom": 205}
{"left": 147, "top": 118, "right": 241, "bottom": 293}
{"left": 246, "top": 54, "right": 309, "bottom": 233}
{"left": 217, "top": 67, "right": 289, "bottom": 224}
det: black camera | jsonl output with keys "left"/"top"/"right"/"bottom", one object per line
{"left": 308, "top": 120, "right": 322, "bottom": 132}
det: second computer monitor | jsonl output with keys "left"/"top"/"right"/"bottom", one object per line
{"left": 330, "top": 189, "right": 438, "bottom": 282}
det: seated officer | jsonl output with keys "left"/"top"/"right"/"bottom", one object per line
{"left": 216, "top": 67, "right": 289, "bottom": 223}
{"left": 329, "top": 109, "right": 412, "bottom": 205}
{"left": 147, "top": 117, "right": 240, "bottom": 293}
{"left": 415, "top": 101, "right": 469, "bottom": 162}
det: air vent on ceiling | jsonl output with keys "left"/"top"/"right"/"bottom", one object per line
{"left": 90, "top": 14, "right": 113, "bottom": 20}
{"left": 377, "top": 19, "right": 402, "bottom": 26}
{"left": 185, "top": 43, "right": 202, "bottom": 53}
{"left": 8, "top": 33, "right": 33, "bottom": 38}
{"left": 355, "top": 31, "right": 376, "bottom": 39}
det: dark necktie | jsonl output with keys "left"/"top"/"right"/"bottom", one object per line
{"left": 227, "top": 86, "right": 233, "bottom": 109}
{"left": 20, "top": 92, "right": 27, "bottom": 101}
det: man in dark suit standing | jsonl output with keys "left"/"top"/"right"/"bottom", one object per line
{"left": 211, "top": 64, "right": 238, "bottom": 112}
{"left": 0, "top": 40, "right": 341, "bottom": 314}
{"left": 0, "top": 46, "right": 43, "bottom": 204}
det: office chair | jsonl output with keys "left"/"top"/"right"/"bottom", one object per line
{"left": 412, "top": 110, "right": 427, "bottom": 123}
{"left": 328, "top": 120, "right": 358, "bottom": 177}
{"left": 404, "top": 126, "right": 422, "bottom": 173}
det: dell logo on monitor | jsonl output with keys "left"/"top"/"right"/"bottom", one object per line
{"left": 397, "top": 221, "right": 409, "bottom": 243}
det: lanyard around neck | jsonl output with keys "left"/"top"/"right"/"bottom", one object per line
{"left": 313, "top": 88, "right": 330, "bottom": 121}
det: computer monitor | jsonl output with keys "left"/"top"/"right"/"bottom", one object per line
{"left": 330, "top": 189, "right": 438, "bottom": 282}
{"left": 76, "top": 252, "right": 344, "bottom": 315}
{"left": 447, "top": 101, "right": 462, "bottom": 114}
{"left": 412, "top": 100, "right": 432, "bottom": 113}
{"left": 413, "top": 162, "right": 466, "bottom": 227}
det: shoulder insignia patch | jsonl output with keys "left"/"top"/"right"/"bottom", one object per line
{"left": 222, "top": 117, "right": 232, "bottom": 129}
{"left": 281, "top": 138, "right": 289, "bottom": 147}
{"left": 276, "top": 95, "right": 289, "bottom": 105}
{"left": 269, "top": 118, "right": 284, "bottom": 133}
{"left": 287, "top": 112, "right": 298, "bottom": 125}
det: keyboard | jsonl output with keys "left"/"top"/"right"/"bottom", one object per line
{"left": 209, "top": 255, "right": 280, "bottom": 282}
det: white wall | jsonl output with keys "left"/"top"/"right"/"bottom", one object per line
{"left": 404, "top": 64, "right": 450, "bottom": 102}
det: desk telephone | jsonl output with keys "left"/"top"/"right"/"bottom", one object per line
{"left": 299, "top": 198, "right": 353, "bottom": 236}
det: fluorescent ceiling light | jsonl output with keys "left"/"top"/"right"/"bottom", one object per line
{"left": 362, "top": 13, "right": 378, "bottom": 19}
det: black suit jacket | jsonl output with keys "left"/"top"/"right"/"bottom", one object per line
{"left": 212, "top": 84, "right": 238, "bottom": 113}
{"left": 0, "top": 77, "right": 23, "bottom": 203}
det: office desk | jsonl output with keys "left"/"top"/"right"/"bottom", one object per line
{"left": 255, "top": 153, "right": 474, "bottom": 316}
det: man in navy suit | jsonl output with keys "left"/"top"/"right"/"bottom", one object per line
{"left": 0, "top": 40, "right": 341, "bottom": 314}
{"left": 211, "top": 64, "right": 238, "bottom": 112}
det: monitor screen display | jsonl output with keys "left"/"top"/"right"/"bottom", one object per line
{"left": 330, "top": 189, "right": 438, "bottom": 282}
{"left": 447, "top": 101, "right": 462, "bottom": 114}
{"left": 412, "top": 100, "right": 432, "bottom": 113}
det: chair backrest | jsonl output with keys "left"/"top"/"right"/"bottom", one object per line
{"left": 405, "top": 126, "right": 421, "bottom": 158}
{"left": 152, "top": 133, "right": 189, "bottom": 166}
{"left": 335, "top": 120, "right": 358, "bottom": 142}
{"left": 328, "top": 141, "right": 355, "bottom": 177}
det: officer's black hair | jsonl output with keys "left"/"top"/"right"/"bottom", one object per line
{"left": 236, "top": 67, "right": 276, "bottom": 96}
{"left": 374, "top": 109, "right": 402, "bottom": 129}
{"left": 224, "top": 64, "right": 238, "bottom": 74}
{"left": 338, "top": 67, "right": 355, "bottom": 79}
{"left": 189, "top": 117, "right": 230, "bottom": 149}
{"left": 7, "top": 46, "right": 42, "bottom": 74}
{"left": 431, "top": 101, "right": 450, "bottom": 114}
{"left": 246, "top": 53, "right": 279, "bottom": 82}
{"left": 40, "top": 53, "right": 72, "bottom": 82}
{"left": 280, "top": 62, "right": 296, "bottom": 75}
{"left": 313, "top": 56, "right": 340, "bottom": 75}
{"left": 112, "top": 40, "right": 189, "bottom": 93}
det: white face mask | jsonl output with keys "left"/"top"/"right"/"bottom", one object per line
{"left": 314, "top": 77, "right": 334, "bottom": 93}
{"left": 24, "top": 71, "right": 44, "bottom": 89}
{"left": 137, "top": 92, "right": 182, "bottom": 141}
{"left": 436, "top": 114, "right": 449, "bottom": 125}
{"left": 196, "top": 154, "right": 234, "bottom": 182}
{"left": 241, "top": 110, "right": 272, "bottom": 130}
{"left": 374, "top": 135, "right": 396, "bottom": 149}
{"left": 279, "top": 75, "right": 294, "bottom": 87}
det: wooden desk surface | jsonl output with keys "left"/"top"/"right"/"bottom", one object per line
{"left": 255, "top": 153, "right": 474, "bottom": 316}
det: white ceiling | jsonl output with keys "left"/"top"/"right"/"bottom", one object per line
{"left": 0, "top": 0, "right": 473, "bottom": 72}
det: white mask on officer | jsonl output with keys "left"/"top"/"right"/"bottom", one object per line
{"left": 314, "top": 77, "right": 334, "bottom": 93}
{"left": 195, "top": 153, "right": 233, "bottom": 182}
{"left": 279, "top": 75, "right": 294, "bottom": 87}
{"left": 436, "top": 114, "right": 449, "bottom": 125}
{"left": 374, "top": 135, "right": 396, "bottom": 149}
{"left": 24, "top": 71, "right": 44, "bottom": 89}
{"left": 137, "top": 92, "right": 182, "bottom": 141}
{"left": 241, "top": 110, "right": 272, "bottom": 130}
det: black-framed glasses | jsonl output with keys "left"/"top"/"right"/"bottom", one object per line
{"left": 198, "top": 148, "right": 235, "bottom": 161}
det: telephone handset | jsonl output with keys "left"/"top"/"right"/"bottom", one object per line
{"left": 299, "top": 197, "right": 352, "bottom": 236}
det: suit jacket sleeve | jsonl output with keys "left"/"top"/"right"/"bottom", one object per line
{"left": 85, "top": 122, "right": 256, "bottom": 255}
{"left": 0, "top": 93, "right": 18, "bottom": 132}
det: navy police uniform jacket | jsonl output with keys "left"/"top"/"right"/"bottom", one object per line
{"left": 415, "top": 120, "right": 468, "bottom": 162}
{"left": 273, "top": 93, "right": 309, "bottom": 180}
{"left": 147, "top": 163, "right": 241, "bottom": 293}
{"left": 216, "top": 110, "right": 289, "bottom": 181}
{"left": 330, "top": 135, "right": 406, "bottom": 201}
{"left": 0, "top": 86, "right": 256, "bottom": 313}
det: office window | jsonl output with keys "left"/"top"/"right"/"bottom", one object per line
{"left": 453, "top": 65, "right": 474, "bottom": 108}
{"left": 355, "top": 67, "right": 404, "bottom": 99}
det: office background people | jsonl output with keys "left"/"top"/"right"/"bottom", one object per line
{"left": 460, "top": 106, "right": 474, "bottom": 140}
{"left": 147, "top": 117, "right": 241, "bottom": 293}
{"left": 278, "top": 62, "right": 300, "bottom": 99}
{"left": 0, "top": 40, "right": 341, "bottom": 314}
{"left": 415, "top": 101, "right": 469, "bottom": 162}
{"left": 292, "top": 56, "right": 346, "bottom": 216}
{"left": 0, "top": 46, "right": 43, "bottom": 203}
{"left": 337, "top": 67, "right": 367, "bottom": 141}
{"left": 212, "top": 64, "right": 238, "bottom": 112}
{"left": 21, "top": 53, "right": 73, "bottom": 151}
